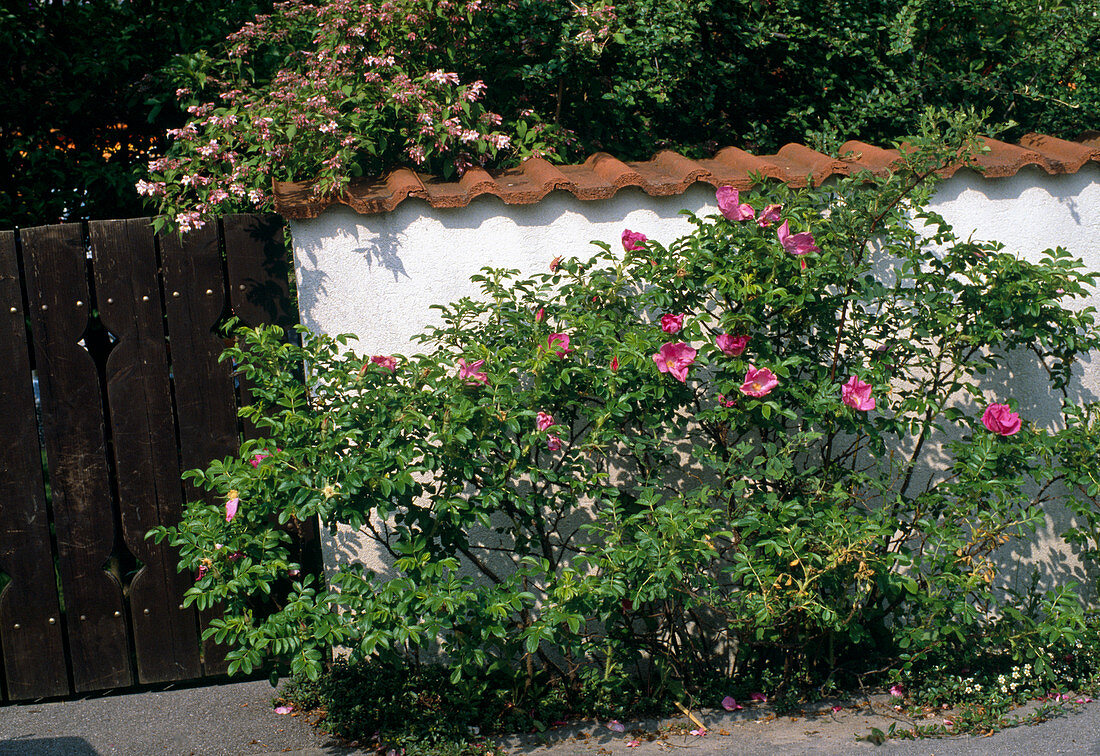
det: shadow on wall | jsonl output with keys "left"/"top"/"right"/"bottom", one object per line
{"left": 902, "top": 349, "right": 1100, "bottom": 602}
{"left": 933, "top": 166, "right": 1099, "bottom": 228}
{"left": 289, "top": 186, "right": 717, "bottom": 342}
{"left": 292, "top": 216, "right": 410, "bottom": 332}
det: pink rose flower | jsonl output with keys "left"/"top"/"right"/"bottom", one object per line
{"left": 716, "top": 333, "right": 749, "bottom": 356}
{"left": 652, "top": 342, "right": 697, "bottom": 383}
{"left": 225, "top": 495, "right": 240, "bottom": 522}
{"left": 740, "top": 365, "right": 778, "bottom": 397}
{"left": 721, "top": 696, "right": 742, "bottom": 711}
{"left": 716, "top": 186, "right": 755, "bottom": 222}
{"left": 547, "top": 434, "right": 563, "bottom": 451}
{"left": 660, "top": 313, "right": 684, "bottom": 334}
{"left": 777, "top": 220, "right": 821, "bottom": 267}
{"left": 621, "top": 229, "right": 647, "bottom": 252}
{"left": 841, "top": 375, "right": 876, "bottom": 411}
{"left": 536, "top": 411, "right": 555, "bottom": 431}
{"left": 371, "top": 354, "right": 397, "bottom": 372}
{"left": 548, "top": 333, "right": 572, "bottom": 357}
{"left": 250, "top": 451, "right": 270, "bottom": 467}
{"left": 982, "top": 403, "right": 1021, "bottom": 436}
{"left": 457, "top": 357, "right": 488, "bottom": 385}
{"left": 757, "top": 204, "right": 782, "bottom": 227}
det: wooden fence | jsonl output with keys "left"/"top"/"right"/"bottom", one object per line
{"left": 0, "top": 215, "right": 315, "bottom": 701}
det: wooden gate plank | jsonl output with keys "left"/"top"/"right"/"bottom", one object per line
{"left": 90, "top": 219, "right": 202, "bottom": 684}
{"left": 0, "top": 230, "right": 69, "bottom": 700}
{"left": 158, "top": 223, "right": 237, "bottom": 675}
{"left": 21, "top": 223, "right": 132, "bottom": 693}
{"left": 222, "top": 215, "right": 322, "bottom": 578}
{"left": 222, "top": 214, "right": 295, "bottom": 440}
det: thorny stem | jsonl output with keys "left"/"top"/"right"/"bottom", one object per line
{"left": 828, "top": 165, "right": 944, "bottom": 383}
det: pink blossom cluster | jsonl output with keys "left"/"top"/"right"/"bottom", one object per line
{"left": 716, "top": 187, "right": 820, "bottom": 269}
{"left": 143, "top": 0, "right": 525, "bottom": 231}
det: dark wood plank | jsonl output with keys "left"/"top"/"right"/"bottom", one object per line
{"left": 90, "top": 219, "right": 202, "bottom": 684}
{"left": 222, "top": 213, "right": 294, "bottom": 441}
{"left": 222, "top": 215, "right": 323, "bottom": 582}
{"left": 21, "top": 223, "right": 132, "bottom": 693}
{"left": 222, "top": 214, "right": 296, "bottom": 331}
{"left": 0, "top": 230, "right": 69, "bottom": 700}
{"left": 159, "top": 223, "right": 237, "bottom": 675}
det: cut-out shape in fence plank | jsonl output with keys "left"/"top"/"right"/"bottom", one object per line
{"left": 159, "top": 222, "right": 237, "bottom": 675}
{"left": 0, "top": 230, "right": 69, "bottom": 700}
{"left": 91, "top": 219, "right": 202, "bottom": 685}
{"left": 21, "top": 223, "right": 132, "bottom": 693}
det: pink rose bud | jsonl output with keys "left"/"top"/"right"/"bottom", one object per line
{"left": 660, "top": 313, "right": 684, "bottom": 334}
{"left": 981, "top": 403, "right": 1021, "bottom": 436}
{"left": 716, "top": 333, "right": 749, "bottom": 356}
{"left": 621, "top": 229, "right": 647, "bottom": 252}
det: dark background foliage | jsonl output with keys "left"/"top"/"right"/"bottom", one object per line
{"left": 3, "top": 0, "right": 1097, "bottom": 229}
{"left": 0, "top": 0, "right": 271, "bottom": 228}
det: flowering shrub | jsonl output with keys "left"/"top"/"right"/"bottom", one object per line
{"left": 153, "top": 121, "right": 1100, "bottom": 692}
{"left": 139, "top": 0, "right": 565, "bottom": 232}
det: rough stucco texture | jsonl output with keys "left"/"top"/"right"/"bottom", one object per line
{"left": 290, "top": 168, "right": 1100, "bottom": 359}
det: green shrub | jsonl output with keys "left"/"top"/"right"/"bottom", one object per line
{"left": 151, "top": 114, "right": 1100, "bottom": 696}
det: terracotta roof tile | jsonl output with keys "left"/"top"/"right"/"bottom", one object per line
{"left": 274, "top": 134, "right": 1100, "bottom": 219}
{"left": 949, "top": 136, "right": 1049, "bottom": 178}
{"left": 494, "top": 158, "right": 576, "bottom": 204}
{"left": 837, "top": 141, "right": 902, "bottom": 175}
{"left": 1019, "top": 133, "right": 1100, "bottom": 173}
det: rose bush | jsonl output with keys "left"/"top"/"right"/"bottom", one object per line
{"left": 152, "top": 118, "right": 1100, "bottom": 697}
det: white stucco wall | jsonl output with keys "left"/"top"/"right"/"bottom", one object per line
{"left": 288, "top": 165, "right": 1100, "bottom": 589}
{"left": 291, "top": 167, "right": 1100, "bottom": 359}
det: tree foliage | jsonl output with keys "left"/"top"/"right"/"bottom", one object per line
{"left": 0, "top": 0, "right": 271, "bottom": 228}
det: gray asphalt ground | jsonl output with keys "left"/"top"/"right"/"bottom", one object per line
{"left": 1, "top": 680, "right": 1099, "bottom": 756}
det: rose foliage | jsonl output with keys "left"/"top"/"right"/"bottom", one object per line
{"left": 153, "top": 122, "right": 1100, "bottom": 692}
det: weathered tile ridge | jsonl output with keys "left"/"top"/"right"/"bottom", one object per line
{"left": 273, "top": 134, "right": 1100, "bottom": 220}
